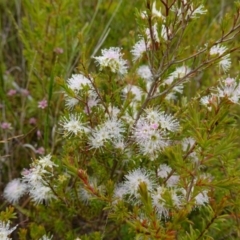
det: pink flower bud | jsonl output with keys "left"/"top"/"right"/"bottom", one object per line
{"left": 1, "top": 122, "right": 12, "bottom": 129}
{"left": 7, "top": 89, "right": 17, "bottom": 96}
{"left": 29, "top": 118, "right": 37, "bottom": 125}
{"left": 37, "top": 130, "right": 42, "bottom": 139}
{"left": 35, "top": 147, "right": 45, "bottom": 155}
{"left": 38, "top": 99, "right": 48, "bottom": 109}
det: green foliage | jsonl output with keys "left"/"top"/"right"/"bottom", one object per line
{"left": 0, "top": 207, "right": 16, "bottom": 222}
{"left": 2, "top": 0, "right": 240, "bottom": 239}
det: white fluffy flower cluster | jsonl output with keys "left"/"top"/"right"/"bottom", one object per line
{"left": 141, "top": 1, "right": 165, "bottom": 20}
{"left": 122, "top": 84, "right": 144, "bottom": 104}
{"left": 158, "top": 164, "right": 180, "bottom": 187}
{"left": 65, "top": 74, "right": 97, "bottom": 110}
{"left": 93, "top": 47, "right": 128, "bottom": 75}
{"left": 145, "top": 23, "right": 160, "bottom": 44}
{"left": 200, "top": 95, "right": 218, "bottom": 111}
{"left": 114, "top": 165, "right": 209, "bottom": 219}
{"left": 59, "top": 114, "right": 89, "bottom": 137}
{"left": 151, "top": 186, "right": 182, "bottom": 218}
{"left": 133, "top": 108, "right": 180, "bottom": 160}
{"left": 131, "top": 3, "right": 165, "bottom": 61}
{"left": 22, "top": 154, "right": 57, "bottom": 204}
{"left": 217, "top": 77, "right": 240, "bottom": 103}
{"left": 131, "top": 25, "right": 167, "bottom": 61}
{"left": 165, "top": 66, "right": 191, "bottom": 85}
{"left": 210, "top": 44, "right": 231, "bottom": 72}
{"left": 0, "top": 221, "right": 17, "bottom": 240}
{"left": 122, "top": 64, "right": 156, "bottom": 105}
{"left": 131, "top": 39, "right": 147, "bottom": 62}
{"left": 137, "top": 65, "right": 153, "bottom": 81}
{"left": 164, "top": 66, "right": 191, "bottom": 100}
{"left": 172, "top": 2, "right": 207, "bottom": 20}
{"left": 201, "top": 77, "right": 240, "bottom": 108}
{"left": 59, "top": 108, "right": 126, "bottom": 150}
{"left": 132, "top": 2, "right": 175, "bottom": 62}
{"left": 89, "top": 117, "right": 125, "bottom": 149}
{"left": 21, "top": 154, "right": 57, "bottom": 204}
{"left": 3, "top": 179, "right": 28, "bottom": 204}
{"left": 133, "top": 118, "right": 168, "bottom": 160}
{"left": 114, "top": 168, "right": 155, "bottom": 201}
{"left": 67, "top": 74, "right": 92, "bottom": 93}
{"left": 4, "top": 155, "right": 57, "bottom": 204}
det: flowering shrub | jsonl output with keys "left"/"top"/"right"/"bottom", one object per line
{"left": 2, "top": 0, "right": 240, "bottom": 239}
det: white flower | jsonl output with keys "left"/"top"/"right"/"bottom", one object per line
{"left": 217, "top": 77, "right": 240, "bottom": 103}
{"left": 4, "top": 179, "right": 28, "bottom": 204}
{"left": 88, "top": 118, "right": 124, "bottom": 149}
{"left": 190, "top": 4, "right": 207, "bottom": 19}
{"left": 195, "top": 190, "right": 209, "bottom": 206}
{"left": 200, "top": 95, "right": 212, "bottom": 108}
{"left": 171, "top": 190, "right": 182, "bottom": 208}
{"left": 93, "top": 47, "right": 128, "bottom": 75}
{"left": 165, "top": 84, "right": 184, "bottom": 100}
{"left": 157, "top": 164, "right": 172, "bottom": 178}
{"left": 141, "top": 2, "right": 165, "bottom": 20}
{"left": 137, "top": 65, "right": 153, "bottom": 81}
{"left": 132, "top": 109, "right": 179, "bottom": 159}
{"left": 210, "top": 45, "right": 228, "bottom": 56}
{"left": 0, "top": 221, "right": 17, "bottom": 240}
{"left": 88, "top": 127, "right": 109, "bottom": 149}
{"left": 79, "top": 187, "right": 93, "bottom": 204}
{"left": 210, "top": 45, "right": 231, "bottom": 72}
{"left": 171, "top": 3, "right": 207, "bottom": 20}
{"left": 161, "top": 25, "right": 168, "bottom": 40}
{"left": 140, "top": 11, "right": 148, "bottom": 19}
{"left": 67, "top": 74, "right": 92, "bottom": 93}
{"left": 59, "top": 114, "right": 89, "bottom": 137}
{"left": 21, "top": 155, "right": 56, "bottom": 205}
{"left": 133, "top": 118, "right": 168, "bottom": 160}
{"left": 146, "top": 23, "right": 160, "bottom": 44}
{"left": 113, "top": 183, "right": 127, "bottom": 201}
{"left": 22, "top": 165, "right": 46, "bottom": 185}
{"left": 107, "top": 106, "right": 120, "bottom": 118}
{"left": 144, "top": 108, "right": 161, "bottom": 123}
{"left": 113, "top": 139, "right": 126, "bottom": 151}
{"left": 29, "top": 182, "right": 54, "bottom": 204}
{"left": 131, "top": 39, "right": 147, "bottom": 61}
{"left": 182, "top": 137, "right": 195, "bottom": 151}
{"left": 200, "top": 94, "right": 219, "bottom": 111}
{"left": 158, "top": 112, "right": 180, "bottom": 132}
{"left": 85, "top": 91, "right": 99, "bottom": 113}
{"left": 144, "top": 108, "right": 180, "bottom": 132}
{"left": 64, "top": 95, "right": 79, "bottom": 110}
{"left": 219, "top": 55, "right": 231, "bottom": 72}
{"left": 122, "top": 168, "right": 155, "bottom": 199}
{"left": 38, "top": 154, "right": 57, "bottom": 169}
{"left": 39, "top": 234, "right": 53, "bottom": 240}
{"left": 151, "top": 187, "right": 169, "bottom": 218}
{"left": 122, "top": 84, "right": 144, "bottom": 102}
{"left": 166, "top": 174, "right": 180, "bottom": 187}
{"left": 103, "top": 118, "right": 124, "bottom": 140}
{"left": 165, "top": 66, "right": 191, "bottom": 85}
{"left": 152, "top": 1, "right": 165, "bottom": 19}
